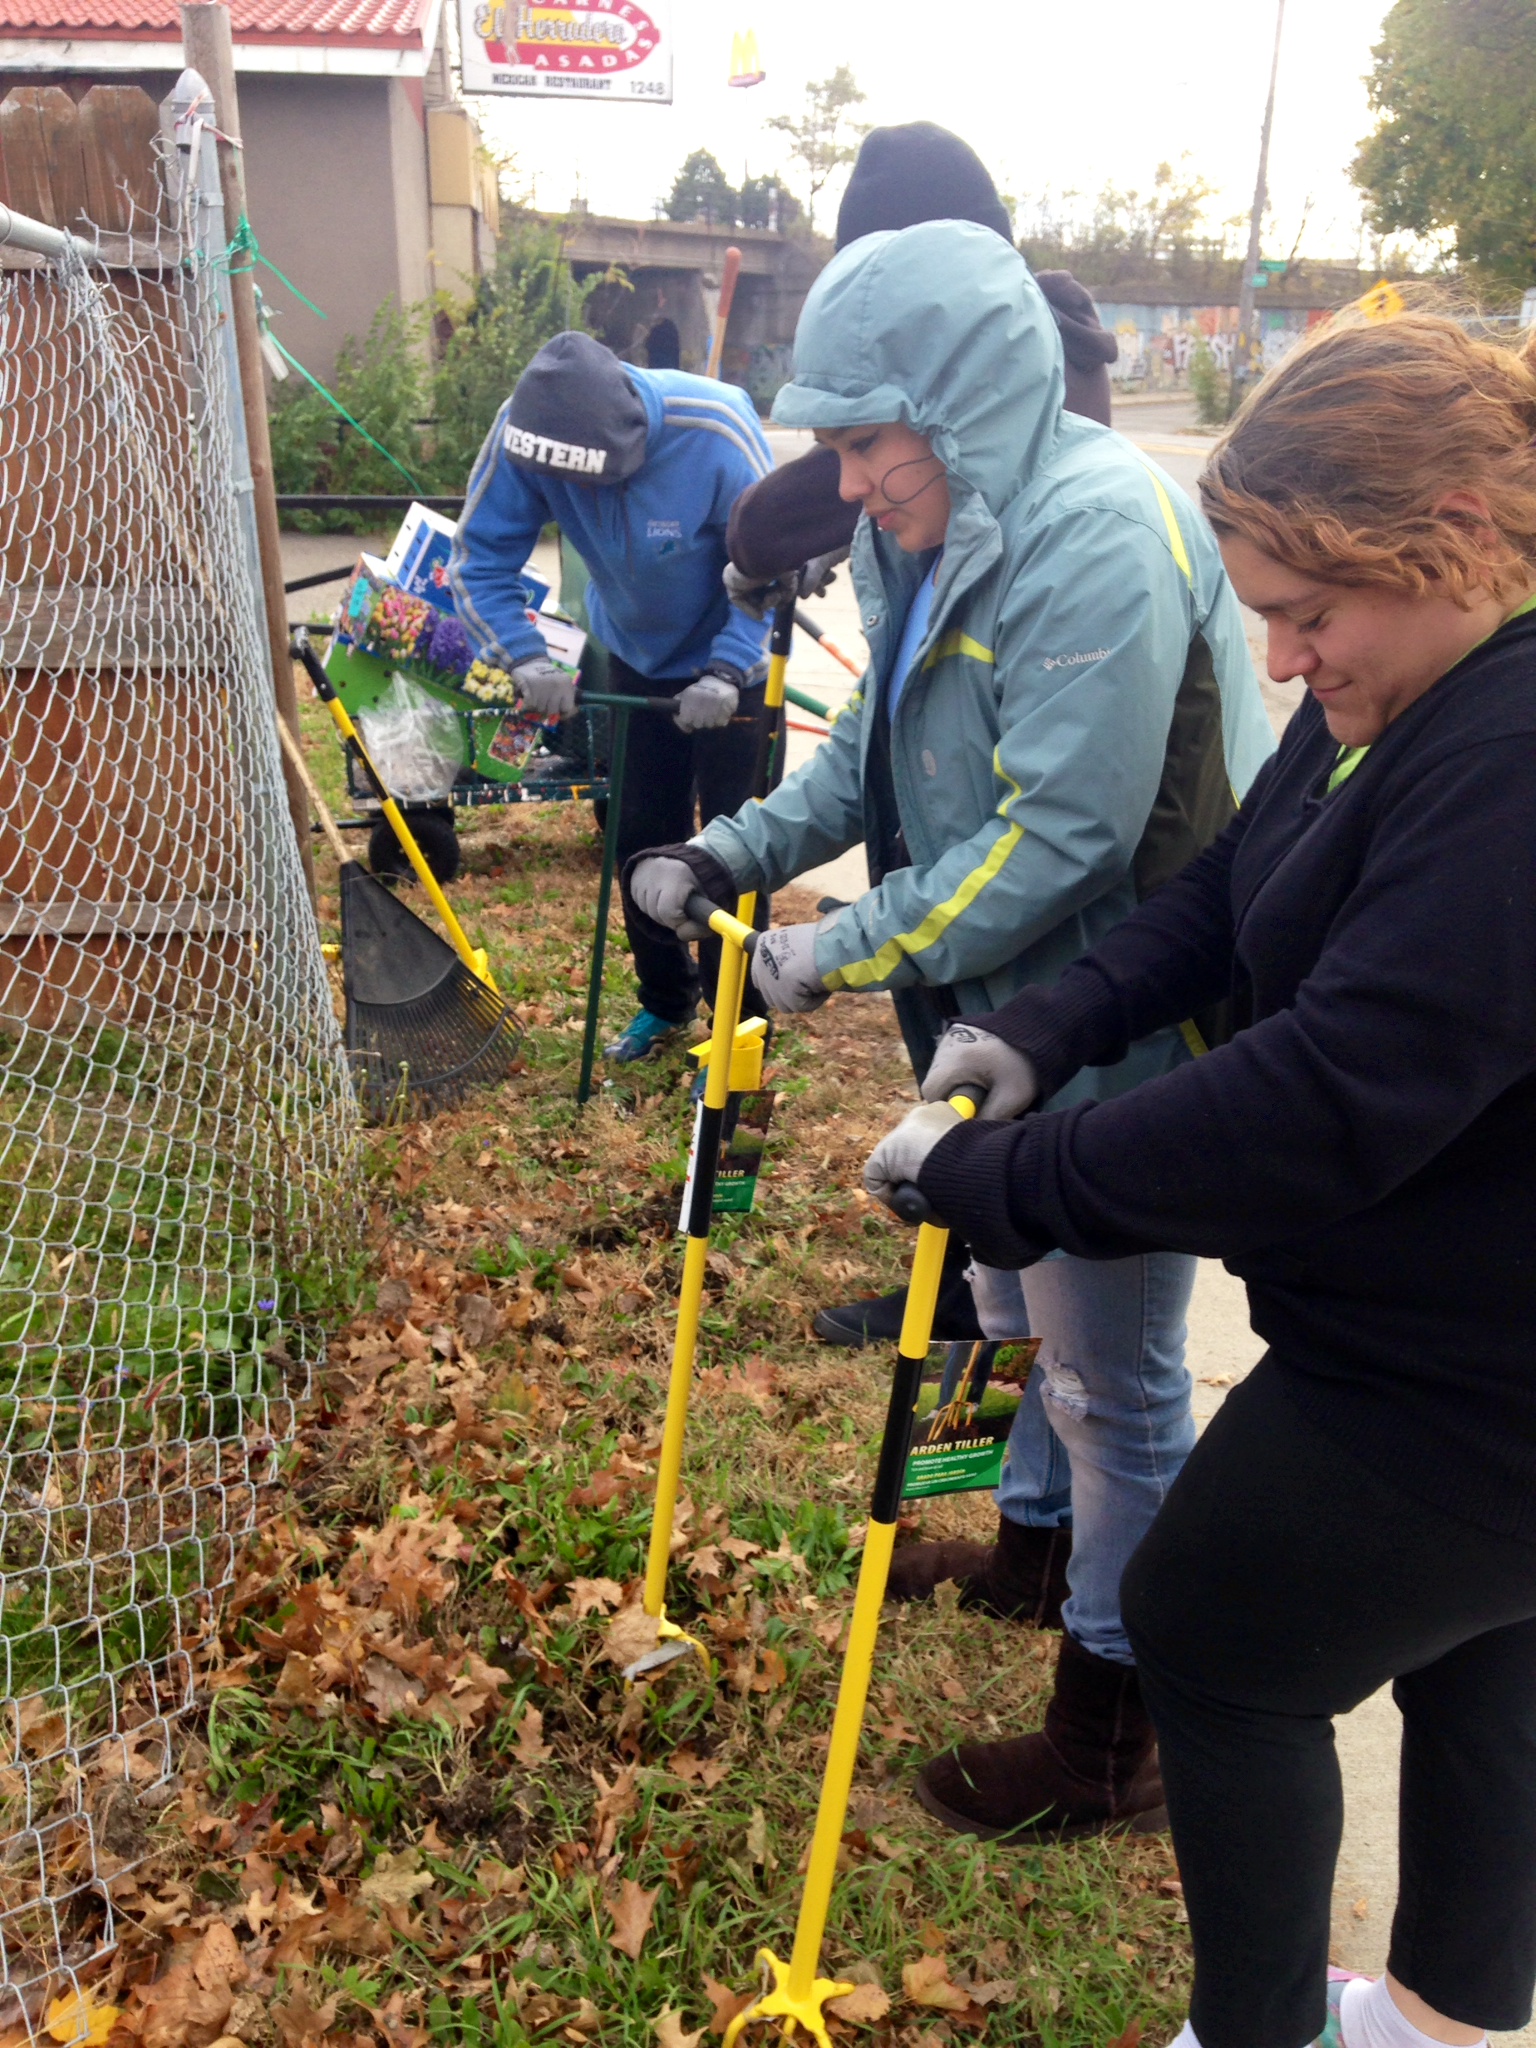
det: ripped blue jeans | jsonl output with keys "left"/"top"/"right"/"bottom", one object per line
{"left": 969, "top": 1253, "right": 1198, "bottom": 1666}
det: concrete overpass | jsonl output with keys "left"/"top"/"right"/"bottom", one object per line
{"left": 544, "top": 212, "right": 828, "bottom": 409}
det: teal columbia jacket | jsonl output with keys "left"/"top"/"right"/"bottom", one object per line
{"left": 695, "top": 220, "right": 1274, "bottom": 1100}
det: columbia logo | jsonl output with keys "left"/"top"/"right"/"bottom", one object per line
{"left": 1043, "top": 648, "right": 1109, "bottom": 671}
{"left": 504, "top": 423, "right": 608, "bottom": 474}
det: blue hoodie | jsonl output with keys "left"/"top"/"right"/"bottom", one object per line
{"left": 449, "top": 364, "right": 773, "bottom": 683}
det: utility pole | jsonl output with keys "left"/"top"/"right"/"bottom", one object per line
{"left": 1230, "top": 0, "right": 1286, "bottom": 418}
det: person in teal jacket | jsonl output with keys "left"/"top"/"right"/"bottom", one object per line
{"left": 628, "top": 218, "right": 1274, "bottom": 1836}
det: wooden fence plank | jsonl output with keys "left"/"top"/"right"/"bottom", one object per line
{"left": 0, "top": 88, "right": 87, "bottom": 231}
{"left": 78, "top": 86, "right": 164, "bottom": 234}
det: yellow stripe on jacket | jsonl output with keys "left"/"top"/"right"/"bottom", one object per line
{"left": 828, "top": 746, "right": 1025, "bottom": 990}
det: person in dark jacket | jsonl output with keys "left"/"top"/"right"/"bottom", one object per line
{"left": 864, "top": 311, "right": 1536, "bottom": 2048}
{"left": 723, "top": 119, "right": 1120, "bottom": 1351}
{"left": 726, "top": 123, "right": 1118, "bottom": 597}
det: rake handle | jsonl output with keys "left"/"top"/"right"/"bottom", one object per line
{"left": 291, "top": 630, "right": 491, "bottom": 986}
{"left": 274, "top": 714, "right": 350, "bottom": 868}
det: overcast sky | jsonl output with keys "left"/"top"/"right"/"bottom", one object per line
{"left": 466, "top": 0, "right": 1401, "bottom": 262}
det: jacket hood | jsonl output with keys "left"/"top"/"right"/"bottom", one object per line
{"left": 772, "top": 220, "right": 1065, "bottom": 520}
{"left": 504, "top": 329, "right": 648, "bottom": 484}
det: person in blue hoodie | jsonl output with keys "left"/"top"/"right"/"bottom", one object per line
{"left": 448, "top": 331, "right": 773, "bottom": 1062}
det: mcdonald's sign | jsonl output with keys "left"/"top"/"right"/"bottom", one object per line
{"left": 729, "top": 27, "right": 765, "bottom": 86}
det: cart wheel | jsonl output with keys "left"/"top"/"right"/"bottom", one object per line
{"left": 368, "top": 810, "right": 460, "bottom": 885}
{"left": 591, "top": 797, "right": 609, "bottom": 833}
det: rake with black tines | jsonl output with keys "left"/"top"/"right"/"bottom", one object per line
{"left": 275, "top": 717, "right": 523, "bottom": 1122}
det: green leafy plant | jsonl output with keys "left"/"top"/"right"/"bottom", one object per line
{"left": 1188, "top": 337, "right": 1228, "bottom": 425}
{"left": 268, "top": 215, "right": 596, "bottom": 520}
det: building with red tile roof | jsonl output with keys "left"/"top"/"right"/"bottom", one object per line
{"left": 0, "top": 0, "right": 498, "bottom": 380}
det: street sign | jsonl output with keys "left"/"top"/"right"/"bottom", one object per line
{"left": 459, "top": 0, "right": 673, "bottom": 101}
{"left": 1356, "top": 279, "right": 1406, "bottom": 323}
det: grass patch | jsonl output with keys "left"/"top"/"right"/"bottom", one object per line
{"left": 25, "top": 730, "right": 1190, "bottom": 2048}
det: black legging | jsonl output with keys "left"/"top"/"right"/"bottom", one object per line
{"left": 1121, "top": 1359, "right": 1536, "bottom": 2048}
{"left": 609, "top": 654, "right": 769, "bottom": 1025}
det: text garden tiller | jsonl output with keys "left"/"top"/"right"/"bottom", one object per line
{"left": 721, "top": 1088, "right": 983, "bottom": 2048}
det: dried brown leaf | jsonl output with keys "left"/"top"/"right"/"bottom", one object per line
{"left": 604, "top": 1878, "right": 660, "bottom": 1959}
{"left": 358, "top": 1849, "right": 433, "bottom": 1910}
{"left": 701, "top": 1979, "right": 755, "bottom": 2038}
{"left": 652, "top": 2013, "right": 702, "bottom": 2048}
{"left": 668, "top": 1747, "right": 728, "bottom": 1790}
{"left": 513, "top": 1705, "right": 552, "bottom": 1767}
{"left": 602, "top": 1601, "right": 660, "bottom": 1670}
{"left": 825, "top": 1982, "right": 891, "bottom": 2026}
{"left": 902, "top": 1954, "right": 970, "bottom": 2012}
{"left": 565, "top": 1577, "right": 625, "bottom": 1618}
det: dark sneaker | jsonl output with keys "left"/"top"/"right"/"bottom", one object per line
{"left": 604, "top": 1009, "right": 684, "bottom": 1064}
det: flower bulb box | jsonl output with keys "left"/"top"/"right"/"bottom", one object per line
{"left": 535, "top": 612, "right": 586, "bottom": 676}
{"left": 383, "top": 501, "right": 549, "bottom": 616}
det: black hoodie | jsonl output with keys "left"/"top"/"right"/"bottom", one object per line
{"left": 918, "top": 610, "right": 1536, "bottom": 1542}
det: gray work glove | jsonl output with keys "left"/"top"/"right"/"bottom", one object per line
{"left": 628, "top": 854, "right": 713, "bottom": 941}
{"left": 863, "top": 1101, "right": 964, "bottom": 1211}
{"left": 749, "top": 917, "right": 834, "bottom": 1013}
{"left": 921, "top": 1023, "right": 1039, "bottom": 1121}
{"left": 512, "top": 655, "right": 577, "bottom": 719}
{"left": 673, "top": 667, "right": 740, "bottom": 733}
{"left": 722, "top": 551, "right": 843, "bottom": 623}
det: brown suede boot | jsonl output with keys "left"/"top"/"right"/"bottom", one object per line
{"left": 913, "top": 1632, "right": 1168, "bottom": 1841}
{"left": 885, "top": 1514, "right": 1070, "bottom": 1627}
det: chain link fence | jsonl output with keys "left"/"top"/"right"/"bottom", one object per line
{"left": 0, "top": 87, "right": 360, "bottom": 2029}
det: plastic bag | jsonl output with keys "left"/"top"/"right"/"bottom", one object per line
{"left": 354, "top": 673, "right": 463, "bottom": 802}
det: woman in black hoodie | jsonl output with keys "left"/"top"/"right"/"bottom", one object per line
{"left": 863, "top": 313, "right": 1536, "bottom": 2048}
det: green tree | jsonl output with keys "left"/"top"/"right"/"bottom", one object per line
{"left": 428, "top": 215, "right": 598, "bottom": 486}
{"left": 266, "top": 214, "right": 595, "bottom": 514}
{"left": 738, "top": 172, "right": 801, "bottom": 233}
{"left": 1016, "top": 158, "right": 1220, "bottom": 272}
{"left": 1352, "top": 0, "right": 1536, "bottom": 292}
{"left": 766, "top": 65, "right": 867, "bottom": 231}
{"left": 664, "top": 150, "right": 739, "bottom": 227}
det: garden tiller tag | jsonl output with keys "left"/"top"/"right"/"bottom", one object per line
{"left": 901, "top": 1338, "right": 1040, "bottom": 1499}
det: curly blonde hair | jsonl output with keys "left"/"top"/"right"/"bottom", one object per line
{"left": 1198, "top": 312, "right": 1536, "bottom": 606}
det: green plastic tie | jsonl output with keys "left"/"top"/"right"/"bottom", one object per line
{"left": 224, "top": 214, "right": 327, "bottom": 319}
{"left": 262, "top": 330, "right": 426, "bottom": 495}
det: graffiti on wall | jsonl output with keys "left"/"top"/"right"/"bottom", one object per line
{"left": 1095, "top": 302, "right": 1332, "bottom": 388}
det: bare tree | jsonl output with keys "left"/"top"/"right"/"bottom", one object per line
{"left": 767, "top": 65, "right": 867, "bottom": 232}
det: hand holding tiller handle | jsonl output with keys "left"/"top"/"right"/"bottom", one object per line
{"left": 888, "top": 1084, "right": 985, "bottom": 1224}
{"left": 685, "top": 891, "right": 759, "bottom": 949}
